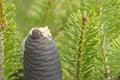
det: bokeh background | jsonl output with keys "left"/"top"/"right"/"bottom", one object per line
{"left": 15, "top": 0, "right": 80, "bottom": 40}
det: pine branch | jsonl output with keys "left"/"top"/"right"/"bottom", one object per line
{"left": 0, "top": 33, "right": 4, "bottom": 80}
{"left": 0, "top": 0, "right": 4, "bottom": 22}
{"left": 62, "top": 9, "right": 99, "bottom": 80}
{"left": 98, "top": 1, "right": 106, "bottom": 63}
{"left": 3, "top": 0, "right": 21, "bottom": 79}
{"left": 97, "top": 0, "right": 111, "bottom": 79}
{"left": 62, "top": 0, "right": 120, "bottom": 80}
{"left": 0, "top": 0, "right": 4, "bottom": 79}
{"left": 76, "top": 16, "right": 87, "bottom": 80}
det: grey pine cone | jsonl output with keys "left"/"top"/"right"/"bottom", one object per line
{"left": 24, "top": 28, "right": 62, "bottom": 80}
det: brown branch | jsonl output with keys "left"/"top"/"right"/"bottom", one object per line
{"left": 76, "top": 16, "right": 87, "bottom": 80}
{"left": 0, "top": 0, "right": 4, "bottom": 79}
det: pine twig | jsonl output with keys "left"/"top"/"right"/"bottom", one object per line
{"left": 0, "top": 0, "right": 4, "bottom": 79}
{"left": 98, "top": 0, "right": 110, "bottom": 79}
{"left": 76, "top": 16, "right": 87, "bottom": 80}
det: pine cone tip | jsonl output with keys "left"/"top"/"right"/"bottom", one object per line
{"left": 32, "top": 28, "right": 41, "bottom": 39}
{"left": 30, "top": 26, "right": 52, "bottom": 40}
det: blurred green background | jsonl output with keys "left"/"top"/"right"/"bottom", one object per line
{"left": 15, "top": 0, "right": 80, "bottom": 41}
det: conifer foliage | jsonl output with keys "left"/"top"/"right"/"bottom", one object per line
{"left": 0, "top": 0, "right": 120, "bottom": 80}
{"left": 0, "top": 0, "right": 21, "bottom": 80}
{"left": 61, "top": 0, "right": 120, "bottom": 80}
{"left": 0, "top": 0, "right": 5, "bottom": 79}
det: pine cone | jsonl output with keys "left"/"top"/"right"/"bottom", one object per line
{"left": 24, "top": 27, "right": 62, "bottom": 80}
